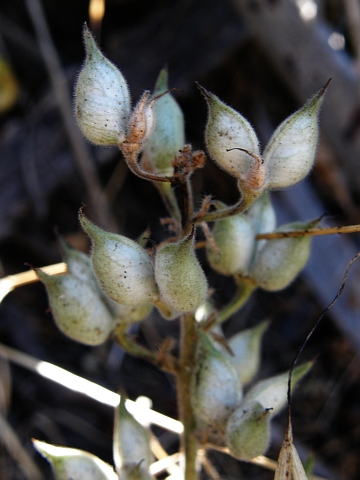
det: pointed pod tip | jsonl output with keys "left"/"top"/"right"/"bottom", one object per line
{"left": 321, "top": 77, "right": 332, "bottom": 95}
{"left": 195, "top": 82, "right": 212, "bottom": 102}
{"left": 154, "top": 67, "right": 169, "bottom": 93}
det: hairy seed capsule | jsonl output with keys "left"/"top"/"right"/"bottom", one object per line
{"left": 154, "top": 230, "right": 208, "bottom": 312}
{"left": 113, "top": 397, "right": 152, "bottom": 474}
{"left": 190, "top": 332, "right": 242, "bottom": 427}
{"left": 226, "top": 401, "right": 271, "bottom": 460}
{"left": 242, "top": 362, "right": 312, "bottom": 417}
{"left": 80, "top": 215, "right": 158, "bottom": 306}
{"left": 250, "top": 220, "right": 318, "bottom": 291}
{"left": 143, "top": 68, "right": 185, "bottom": 176}
{"left": 206, "top": 212, "right": 255, "bottom": 276}
{"left": 75, "top": 25, "right": 131, "bottom": 145}
{"left": 36, "top": 269, "right": 115, "bottom": 346}
{"left": 33, "top": 440, "right": 117, "bottom": 480}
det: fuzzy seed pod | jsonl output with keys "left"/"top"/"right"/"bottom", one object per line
{"left": 200, "top": 82, "right": 328, "bottom": 195}
{"left": 246, "top": 192, "right": 276, "bottom": 257}
{"left": 263, "top": 85, "right": 327, "bottom": 189}
{"left": 119, "top": 464, "right": 154, "bottom": 480}
{"left": 225, "top": 401, "right": 271, "bottom": 461}
{"left": 250, "top": 220, "right": 317, "bottom": 291}
{"left": 36, "top": 269, "right": 115, "bottom": 346}
{"left": 143, "top": 68, "right": 185, "bottom": 176}
{"left": 113, "top": 397, "right": 152, "bottom": 475}
{"left": 206, "top": 212, "right": 255, "bottom": 276}
{"left": 154, "top": 230, "right": 208, "bottom": 313}
{"left": 33, "top": 440, "right": 117, "bottom": 480}
{"left": 226, "top": 320, "right": 269, "bottom": 386}
{"left": 191, "top": 332, "right": 243, "bottom": 427}
{"left": 242, "top": 362, "right": 312, "bottom": 417}
{"left": 80, "top": 215, "right": 158, "bottom": 306}
{"left": 60, "top": 237, "right": 152, "bottom": 324}
{"left": 200, "top": 86, "right": 261, "bottom": 185}
{"left": 75, "top": 25, "right": 131, "bottom": 145}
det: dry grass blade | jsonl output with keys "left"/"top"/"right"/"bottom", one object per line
{"left": 274, "top": 418, "right": 308, "bottom": 480}
{"left": 0, "top": 413, "right": 45, "bottom": 480}
{"left": 0, "top": 262, "right": 66, "bottom": 303}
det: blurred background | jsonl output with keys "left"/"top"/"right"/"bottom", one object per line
{"left": 1, "top": 0, "right": 360, "bottom": 478}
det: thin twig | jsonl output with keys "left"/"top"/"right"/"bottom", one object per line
{"left": 256, "top": 224, "right": 360, "bottom": 240}
{"left": 24, "top": 0, "right": 117, "bottom": 231}
{"left": 287, "top": 251, "right": 360, "bottom": 406}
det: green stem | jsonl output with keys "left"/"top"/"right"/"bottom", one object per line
{"left": 193, "top": 183, "right": 262, "bottom": 224}
{"left": 155, "top": 182, "right": 182, "bottom": 224}
{"left": 113, "top": 324, "right": 177, "bottom": 373}
{"left": 215, "top": 278, "right": 256, "bottom": 325}
{"left": 176, "top": 313, "right": 200, "bottom": 480}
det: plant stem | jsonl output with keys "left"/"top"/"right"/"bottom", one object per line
{"left": 215, "top": 278, "right": 256, "bottom": 325}
{"left": 176, "top": 313, "right": 200, "bottom": 480}
{"left": 193, "top": 183, "right": 261, "bottom": 223}
{"left": 113, "top": 324, "right": 177, "bottom": 373}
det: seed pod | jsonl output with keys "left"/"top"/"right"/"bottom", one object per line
{"left": 75, "top": 25, "right": 131, "bottom": 145}
{"left": 113, "top": 397, "right": 152, "bottom": 474}
{"left": 264, "top": 83, "right": 328, "bottom": 189}
{"left": 242, "top": 361, "right": 312, "bottom": 417}
{"left": 225, "top": 401, "right": 271, "bottom": 460}
{"left": 59, "top": 237, "right": 108, "bottom": 300}
{"left": 119, "top": 463, "right": 154, "bottom": 480}
{"left": 191, "top": 332, "right": 242, "bottom": 427}
{"left": 33, "top": 440, "right": 117, "bottom": 480}
{"left": 227, "top": 320, "right": 269, "bottom": 386}
{"left": 199, "top": 85, "right": 260, "bottom": 184}
{"left": 36, "top": 269, "right": 115, "bottom": 346}
{"left": 154, "top": 230, "right": 208, "bottom": 313}
{"left": 250, "top": 220, "right": 317, "bottom": 291}
{"left": 80, "top": 215, "right": 158, "bottom": 306}
{"left": 246, "top": 192, "right": 276, "bottom": 257}
{"left": 143, "top": 68, "right": 185, "bottom": 176}
{"left": 206, "top": 212, "right": 255, "bottom": 276}
{"left": 60, "top": 237, "right": 152, "bottom": 324}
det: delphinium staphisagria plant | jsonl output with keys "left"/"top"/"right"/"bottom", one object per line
{"left": 33, "top": 24, "right": 329, "bottom": 480}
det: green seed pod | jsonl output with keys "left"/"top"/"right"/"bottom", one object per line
{"left": 246, "top": 192, "right": 276, "bottom": 257}
{"left": 143, "top": 68, "right": 185, "bottom": 176}
{"left": 60, "top": 237, "right": 152, "bottom": 324}
{"left": 199, "top": 85, "right": 261, "bottom": 185}
{"left": 113, "top": 397, "right": 152, "bottom": 475}
{"left": 250, "top": 220, "right": 317, "bottom": 291}
{"left": 119, "top": 463, "right": 154, "bottom": 480}
{"left": 227, "top": 320, "right": 269, "bottom": 386}
{"left": 33, "top": 440, "right": 117, "bottom": 480}
{"left": 243, "top": 361, "right": 312, "bottom": 417}
{"left": 191, "top": 332, "right": 243, "bottom": 427}
{"left": 206, "top": 211, "right": 255, "bottom": 276}
{"left": 75, "top": 25, "right": 131, "bottom": 146}
{"left": 263, "top": 84, "right": 328, "bottom": 189}
{"left": 154, "top": 230, "right": 208, "bottom": 313}
{"left": 225, "top": 401, "right": 271, "bottom": 461}
{"left": 80, "top": 215, "right": 158, "bottom": 306}
{"left": 36, "top": 269, "right": 115, "bottom": 346}
{"left": 113, "top": 303, "right": 153, "bottom": 324}
{"left": 59, "top": 237, "right": 108, "bottom": 300}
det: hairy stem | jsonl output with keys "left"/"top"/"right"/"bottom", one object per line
{"left": 113, "top": 324, "right": 177, "bottom": 373}
{"left": 176, "top": 313, "right": 200, "bottom": 480}
{"left": 193, "top": 184, "right": 261, "bottom": 224}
